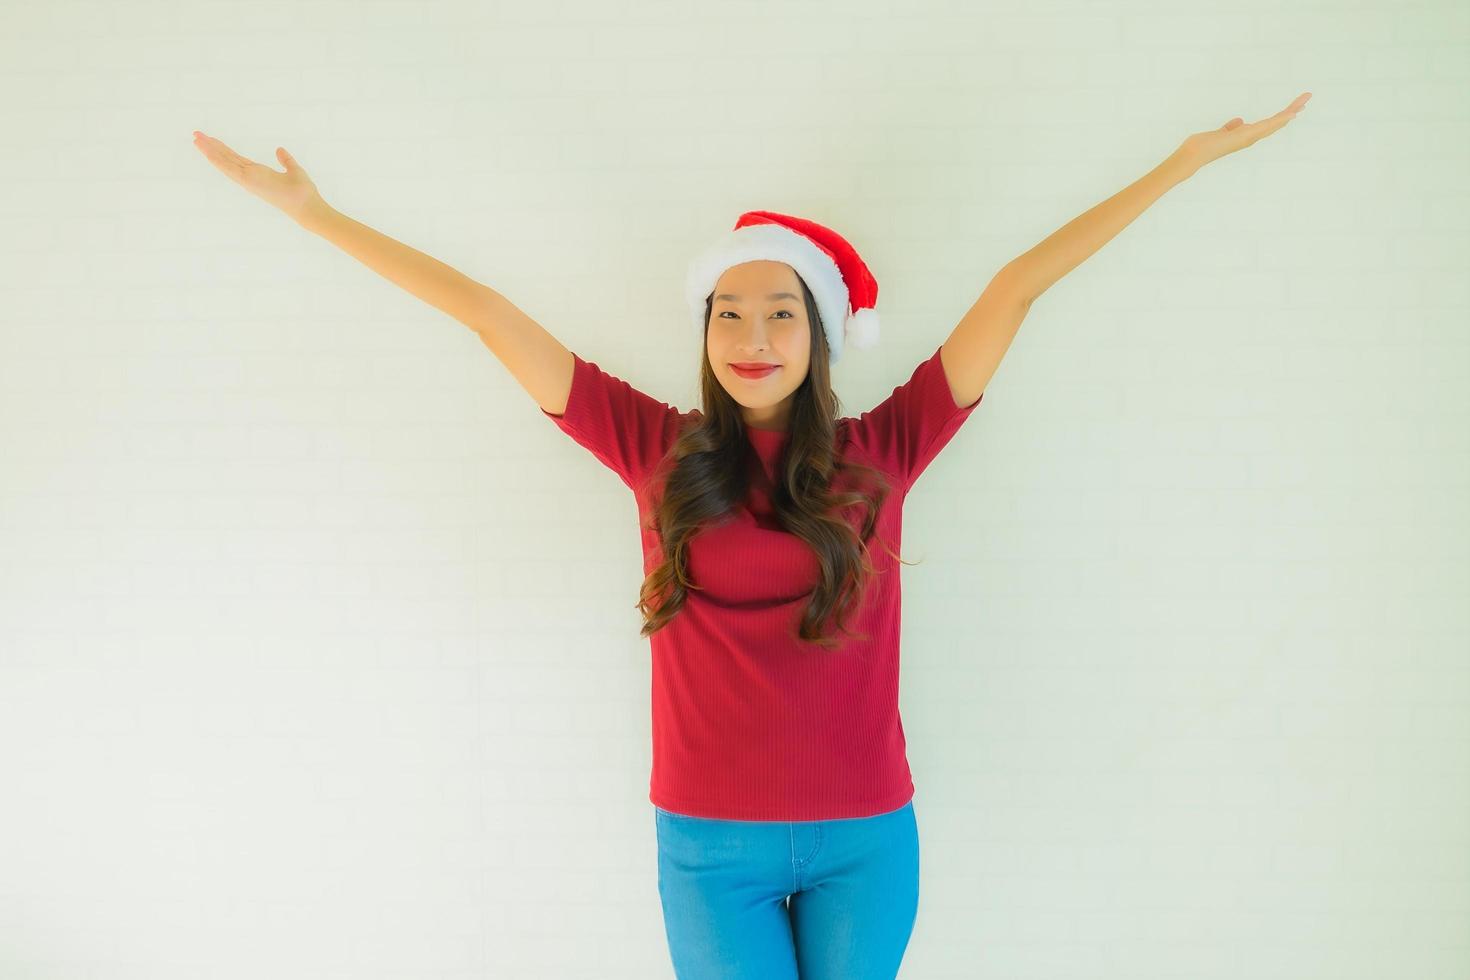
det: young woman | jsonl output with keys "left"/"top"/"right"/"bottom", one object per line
{"left": 192, "top": 92, "right": 1308, "bottom": 979}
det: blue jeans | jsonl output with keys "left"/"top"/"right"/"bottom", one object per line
{"left": 654, "top": 799, "right": 920, "bottom": 979}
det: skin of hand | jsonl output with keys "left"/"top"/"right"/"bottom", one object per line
{"left": 1172, "top": 91, "right": 1313, "bottom": 178}
{"left": 191, "top": 130, "right": 325, "bottom": 220}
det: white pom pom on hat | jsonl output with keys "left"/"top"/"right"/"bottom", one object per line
{"left": 685, "top": 210, "right": 880, "bottom": 366}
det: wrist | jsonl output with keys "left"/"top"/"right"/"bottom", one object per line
{"left": 294, "top": 195, "right": 336, "bottom": 233}
{"left": 1161, "top": 146, "right": 1200, "bottom": 185}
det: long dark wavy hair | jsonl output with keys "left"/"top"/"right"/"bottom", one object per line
{"left": 634, "top": 273, "right": 916, "bottom": 651}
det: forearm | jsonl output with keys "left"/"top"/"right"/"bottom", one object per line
{"left": 1006, "top": 149, "right": 1196, "bottom": 304}
{"left": 295, "top": 197, "right": 496, "bottom": 330}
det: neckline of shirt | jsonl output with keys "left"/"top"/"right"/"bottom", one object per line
{"left": 746, "top": 426, "right": 790, "bottom": 453}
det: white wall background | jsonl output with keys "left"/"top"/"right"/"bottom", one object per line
{"left": 2, "top": 0, "right": 1465, "bottom": 977}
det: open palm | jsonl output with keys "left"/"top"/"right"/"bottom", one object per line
{"left": 192, "top": 131, "right": 323, "bottom": 219}
{"left": 1178, "top": 91, "right": 1312, "bottom": 174}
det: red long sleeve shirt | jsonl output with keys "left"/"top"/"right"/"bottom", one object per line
{"left": 540, "top": 344, "right": 982, "bottom": 821}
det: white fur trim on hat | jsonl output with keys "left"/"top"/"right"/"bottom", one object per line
{"left": 686, "top": 222, "right": 854, "bottom": 365}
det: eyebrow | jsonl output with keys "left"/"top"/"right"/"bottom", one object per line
{"left": 714, "top": 292, "right": 799, "bottom": 303}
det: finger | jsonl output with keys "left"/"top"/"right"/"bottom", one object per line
{"left": 1243, "top": 109, "right": 1295, "bottom": 141}
{"left": 1267, "top": 106, "right": 1301, "bottom": 131}
{"left": 201, "top": 134, "right": 252, "bottom": 170}
{"left": 203, "top": 145, "right": 250, "bottom": 183}
{"left": 194, "top": 135, "right": 237, "bottom": 172}
{"left": 1263, "top": 93, "right": 1311, "bottom": 127}
{"left": 195, "top": 140, "right": 231, "bottom": 175}
{"left": 192, "top": 134, "right": 251, "bottom": 185}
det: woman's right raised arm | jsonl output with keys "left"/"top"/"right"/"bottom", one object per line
{"left": 191, "top": 131, "right": 574, "bottom": 416}
{"left": 296, "top": 199, "right": 575, "bottom": 415}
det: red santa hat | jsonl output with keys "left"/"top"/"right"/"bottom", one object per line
{"left": 685, "top": 209, "right": 880, "bottom": 365}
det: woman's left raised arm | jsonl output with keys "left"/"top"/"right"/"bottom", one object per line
{"left": 938, "top": 91, "right": 1313, "bottom": 409}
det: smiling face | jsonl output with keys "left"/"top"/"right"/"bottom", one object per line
{"left": 705, "top": 260, "right": 813, "bottom": 432}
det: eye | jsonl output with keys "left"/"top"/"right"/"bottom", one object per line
{"left": 718, "top": 310, "right": 793, "bottom": 319}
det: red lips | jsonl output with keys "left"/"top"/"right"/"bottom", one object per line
{"left": 730, "top": 363, "right": 780, "bottom": 379}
